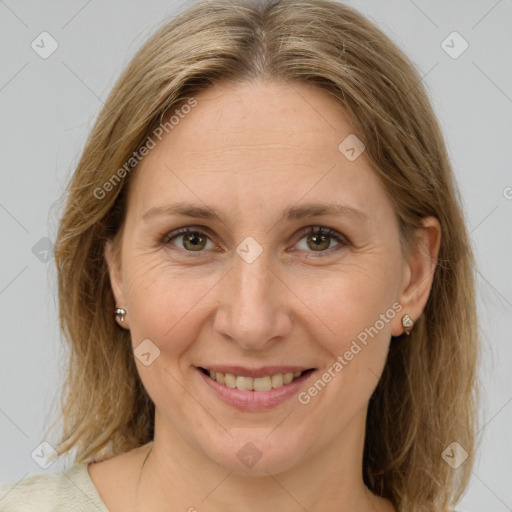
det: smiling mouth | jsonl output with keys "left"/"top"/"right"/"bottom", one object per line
{"left": 199, "top": 367, "right": 316, "bottom": 392}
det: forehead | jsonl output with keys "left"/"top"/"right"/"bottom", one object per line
{"left": 156, "top": 79, "right": 352, "bottom": 163}
{"left": 127, "top": 79, "right": 387, "bottom": 221}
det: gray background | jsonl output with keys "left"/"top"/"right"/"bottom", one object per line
{"left": 0, "top": 1, "right": 511, "bottom": 510}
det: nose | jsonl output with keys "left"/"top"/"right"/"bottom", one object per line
{"left": 212, "top": 248, "right": 293, "bottom": 351}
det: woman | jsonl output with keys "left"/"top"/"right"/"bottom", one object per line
{"left": 0, "top": 0, "right": 478, "bottom": 510}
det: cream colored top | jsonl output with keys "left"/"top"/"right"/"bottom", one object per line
{"left": 0, "top": 463, "right": 109, "bottom": 512}
{"left": 0, "top": 465, "right": 468, "bottom": 511}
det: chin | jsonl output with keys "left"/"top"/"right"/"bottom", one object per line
{"left": 205, "top": 432, "right": 306, "bottom": 476}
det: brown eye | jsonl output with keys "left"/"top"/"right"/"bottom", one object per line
{"left": 163, "top": 227, "right": 214, "bottom": 252}
{"left": 306, "top": 232, "right": 331, "bottom": 251}
{"left": 182, "top": 232, "right": 207, "bottom": 251}
{"left": 295, "top": 226, "right": 348, "bottom": 254}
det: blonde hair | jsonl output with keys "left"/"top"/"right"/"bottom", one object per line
{"left": 50, "top": 0, "right": 479, "bottom": 510}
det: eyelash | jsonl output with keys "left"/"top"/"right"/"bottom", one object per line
{"left": 160, "top": 225, "right": 349, "bottom": 257}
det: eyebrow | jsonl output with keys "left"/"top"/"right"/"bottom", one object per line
{"left": 141, "top": 201, "right": 367, "bottom": 224}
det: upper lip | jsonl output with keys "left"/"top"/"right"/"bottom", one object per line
{"left": 198, "top": 365, "right": 315, "bottom": 378}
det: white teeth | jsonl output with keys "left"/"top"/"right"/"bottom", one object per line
{"left": 205, "top": 369, "right": 305, "bottom": 391}
{"left": 271, "top": 374, "right": 283, "bottom": 388}
{"left": 236, "top": 376, "right": 253, "bottom": 391}
{"left": 283, "top": 372, "right": 294, "bottom": 384}
{"left": 225, "top": 374, "right": 236, "bottom": 388}
{"left": 253, "top": 376, "right": 272, "bottom": 391}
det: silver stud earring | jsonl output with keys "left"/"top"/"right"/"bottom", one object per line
{"left": 401, "top": 314, "right": 414, "bottom": 335}
{"left": 114, "top": 308, "right": 127, "bottom": 324}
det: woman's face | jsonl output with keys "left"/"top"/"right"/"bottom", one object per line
{"left": 106, "top": 79, "right": 420, "bottom": 475}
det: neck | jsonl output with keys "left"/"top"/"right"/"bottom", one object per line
{"left": 132, "top": 411, "right": 395, "bottom": 512}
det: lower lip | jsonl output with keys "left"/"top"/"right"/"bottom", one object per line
{"left": 197, "top": 367, "right": 315, "bottom": 411}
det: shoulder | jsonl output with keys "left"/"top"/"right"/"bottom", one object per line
{"left": 0, "top": 463, "right": 108, "bottom": 512}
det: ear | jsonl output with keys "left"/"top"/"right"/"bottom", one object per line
{"left": 104, "top": 238, "right": 130, "bottom": 329}
{"left": 392, "top": 216, "right": 441, "bottom": 336}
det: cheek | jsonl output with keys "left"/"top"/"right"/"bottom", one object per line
{"left": 299, "top": 255, "right": 401, "bottom": 349}
{"left": 121, "top": 256, "right": 224, "bottom": 410}
{"left": 298, "top": 256, "right": 402, "bottom": 414}
{"left": 294, "top": 263, "right": 401, "bottom": 423}
{"left": 122, "top": 252, "right": 222, "bottom": 349}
